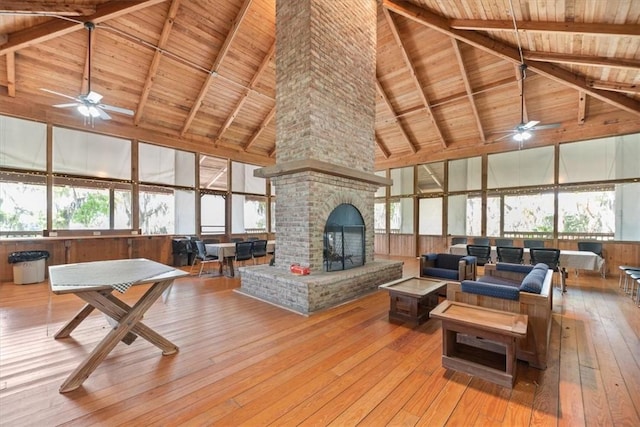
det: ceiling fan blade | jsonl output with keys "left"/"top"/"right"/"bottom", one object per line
{"left": 40, "top": 88, "right": 78, "bottom": 101}
{"left": 490, "top": 133, "right": 515, "bottom": 143}
{"left": 531, "top": 122, "right": 562, "bottom": 130}
{"left": 99, "top": 104, "right": 135, "bottom": 116}
{"left": 522, "top": 120, "right": 540, "bottom": 129}
{"left": 52, "top": 103, "right": 80, "bottom": 108}
{"left": 85, "top": 91, "right": 103, "bottom": 104}
{"left": 95, "top": 107, "right": 112, "bottom": 120}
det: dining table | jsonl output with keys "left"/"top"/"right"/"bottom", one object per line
{"left": 48, "top": 258, "right": 188, "bottom": 393}
{"left": 448, "top": 244, "right": 605, "bottom": 274}
{"left": 205, "top": 240, "right": 275, "bottom": 277}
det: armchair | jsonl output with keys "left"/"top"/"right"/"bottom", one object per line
{"left": 420, "top": 253, "right": 477, "bottom": 283}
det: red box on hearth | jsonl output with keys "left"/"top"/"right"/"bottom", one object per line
{"left": 290, "top": 264, "right": 310, "bottom": 275}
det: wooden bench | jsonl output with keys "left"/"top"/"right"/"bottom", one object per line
{"left": 430, "top": 300, "right": 528, "bottom": 389}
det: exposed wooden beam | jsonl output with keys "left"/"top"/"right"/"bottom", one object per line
{"left": 383, "top": 0, "right": 640, "bottom": 117}
{"left": 376, "top": 78, "right": 417, "bottom": 154}
{"left": 374, "top": 132, "right": 391, "bottom": 159}
{"left": 578, "top": 91, "right": 587, "bottom": 124}
{"left": 0, "top": 1, "right": 167, "bottom": 56}
{"left": 206, "top": 167, "right": 227, "bottom": 189}
{"left": 215, "top": 42, "right": 275, "bottom": 145}
{"left": 243, "top": 106, "right": 275, "bottom": 152}
{"left": 181, "top": 0, "right": 253, "bottom": 136}
{"left": 0, "top": 2, "right": 97, "bottom": 16}
{"left": 134, "top": 0, "right": 182, "bottom": 125}
{"left": 524, "top": 52, "right": 640, "bottom": 70}
{"left": 6, "top": 52, "right": 15, "bottom": 97}
{"left": 587, "top": 80, "right": 640, "bottom": 94}
{"left": 449, "top": 19, "right": 640, "bottom": 37}
{"left": 421, "top": 164, "right": 442, "bottom": 189}
{"left": 451, "top": 39, "right": 485, "bottom": 143}
{"left": 382, "top": 7, "right": 446, "bottom": 148}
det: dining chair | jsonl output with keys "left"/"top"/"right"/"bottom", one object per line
{"left": 190, "top": 240, "right": 220, "bottom": 276}
{"left": 495, "top": 238, "right": 514, "bottom": 247}
{"left": 496, "top": 246, "right": 524, "bottom": 264}
{"left": 530, "top": 248, "right": 564, "bottom": 291}
{"left": 235, "top": 241, "right": 254, "bottom": 268}
{"left": 466, "top": 244, "right": 491, "bottom": 266}
{"left": 451, "top": 237, "right": 467, "bottom": 245}
{"left": 523, "top": 239, "right": 545, "bottom": 248}
{"left": 251, "top": 239, "right": 268, "bottom": 264}
{"left": 472, "top": 237, "right": 490, "bottom": 246}
{"left": 577, "top": 241, "right": 605, "bottom": 278}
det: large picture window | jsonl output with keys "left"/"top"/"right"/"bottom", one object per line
{"left": 418, "top": 197, "right": 442, "bottom": 235}
{"left": 0, "top": 172, "right": 46, "bottom": 236}
{"left": 231, "top": 194, "right": 267, "bottom": 233}
{"left": 0, "top": 116, "right": 46, "bottom": 171}
{"left": 201, "top": 193, "right": 226, "bottom": 234}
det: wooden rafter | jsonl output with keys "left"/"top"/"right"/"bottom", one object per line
{"left": 243, "top": 106, "right": 275, "bottom": 152}
{"left": 449, "top": 19, "right": 640, "bottom": 37}
{"left": 134, "top": 0, "right": 182, "bottom": 125}
{"left": 180, "top": 0, "right": 254, "bottom": 136}
{"left": 451, "top": 39, "right": 485, "bottom": 143}
{"left": 382, "top": 7, "right": 446, "bottom": 148}
{"left": 524, "top": 52, "right": 640, "bottom": 70}
{"left": 215, "top": 42, "right": 275, "bottom": 145}
{"left": 383, "top": 0, "right": 640, "bottom": 117}
{"left": 0, "top": 2, "right": 97, "bottom": 16}
{"left": 376, "top": 78, "right": 417, "bottom": 154}
{"left": 6, "top": 52, "right": 15, "bottom": 97}
{"left": 578, "top": 92, "right": 587, "bottom": 124}
{"left": 374, "top": 132, "right": 391, "bottom": 159}
{"left": 0, "top": 0, "right": 166, "bottom": 56}
{"left": 587, "top": 80, "right": 640, "bottom": 94}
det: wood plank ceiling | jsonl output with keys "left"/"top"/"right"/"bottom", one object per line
{"left": 1, "top": 0, "right": 639, "bottom": 185}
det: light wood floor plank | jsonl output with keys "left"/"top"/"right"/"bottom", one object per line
{"left": 0, "top": 258, "right": 638, "bottom": 426}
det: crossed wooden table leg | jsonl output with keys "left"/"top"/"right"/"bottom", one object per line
{"left": 54, "top": 278, "right": 178, "bottom": 393}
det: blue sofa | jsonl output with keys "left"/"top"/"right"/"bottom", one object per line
{"left": 420, "top": 253, "right": 477, "bottom": 282}
{"left": 446, "top": 262, "right": 553, "bottom": 369}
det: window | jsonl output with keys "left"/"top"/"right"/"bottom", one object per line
{"left": 201, "top": 194, "right": 225, "bottom": 234}
{"left": 374, "top": 171, "right": 387, "bottom": 197}
{"left": 0, "top": 172, "right": 46, "bottom": 236}
{"left": 199, "top": 155, "right": 228, "bottom": 191}
{"left": 448, "top": 157, "right": 481, "bottom": 192}
{"left": 0, "top": 115, "right": 46, "bottom": 171}
{"left": 416, "top": 162, "right": 444, "bottom": 194}
{"left": 374, "top": 200, "right": 386, "bottom": 233}
{"left": 231, "top": 194, "right": 267, "bottom": 233}
{"left": 390, "top": 197, "right": 414, "bottom": 233}
{"left": 418, "top": 197, "right": 442, "bottom": 235}
{"left": 488, "top": 146, "right": 554, "bottom": 188}
{"left": 390, "top": 166, "right": 414, "bottom": 196}
{"left": 447, "top": 194, "right": 482, "bottom": 236}
{"left": 231, "top": 162, "right": 265, "bottom": 194}
{"left": 503, "top": 192, "right": 554, "bottom": 238}
{"left": 139, "top": 142, "right": 194, "bottom": 187}
{"left": 53, "top": 127, "right": 131, "bottom": 179}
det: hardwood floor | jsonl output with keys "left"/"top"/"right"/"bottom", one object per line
{"left": 1, "top": 257, "right": 639, "bottom": 426}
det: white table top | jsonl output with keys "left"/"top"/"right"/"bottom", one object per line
{"left": 448, "top": 244, "right": 604, "bottom": 271}
{"left": 49, "top": 258, "right": 187, "bottom": 294}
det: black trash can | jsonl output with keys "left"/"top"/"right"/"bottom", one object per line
{"left": 8, "top": 250, "right": 50, "bottom": 284}
{"left": 171, "top": 239, "right": 192, "bottom": 267}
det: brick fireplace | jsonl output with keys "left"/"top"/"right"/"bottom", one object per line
{"left": 237, "top": 0, "right": 403, "bottom": 314}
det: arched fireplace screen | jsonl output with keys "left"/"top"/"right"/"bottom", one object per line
{"left": 324, "top": 204, "right": 365, "bottom": 272}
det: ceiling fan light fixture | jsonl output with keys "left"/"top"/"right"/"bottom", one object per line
{"left": 513, "top": 131, "right": 531, "bottom": 142}
{"left": 77, "top": 105, "right": 101, "bottom": 118}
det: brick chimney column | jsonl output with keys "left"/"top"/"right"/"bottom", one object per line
{"left": 271, "top": 0, "right": 378, "bottom": 271}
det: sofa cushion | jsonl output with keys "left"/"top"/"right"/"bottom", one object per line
{"left": 477, "top": 275, "right": 521, "bottom": 287}
{"left": 461, "top": 280, "right": 520, "bottom": 301}
{"left": 435, "top": 253, "right": 462, "bottom": 270}
{"left": 496, "top": 262, "right": 533, "bottom": 274}
{"left": 520, "top": 268, "right": 547, "bottom": 294}
{"left": 423, "top": 267, "right": 459, "bottom": 280}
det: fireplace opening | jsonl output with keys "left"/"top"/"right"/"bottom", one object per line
{"left": 323, "top": 204, "right": 365, "bottom": 272}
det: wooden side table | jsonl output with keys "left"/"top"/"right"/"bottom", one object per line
{"left": 429, "top": 300, "right": 528, "bottom": 388}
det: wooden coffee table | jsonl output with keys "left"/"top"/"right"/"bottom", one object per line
{"left": 379, "top": 277, "right": 448, "bottom": 326}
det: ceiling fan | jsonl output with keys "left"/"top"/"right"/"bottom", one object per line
{"left": 41, "top": 22, "right": 134, "bottom": 122}
{"left": 491, "top": 2, "right": 561, "bottom": 146}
